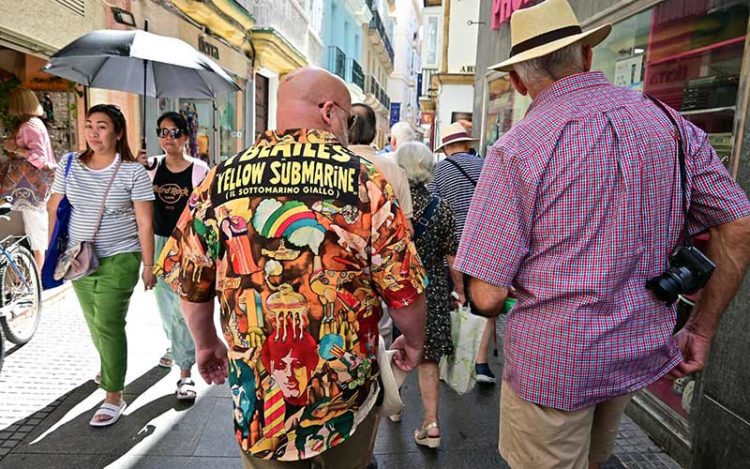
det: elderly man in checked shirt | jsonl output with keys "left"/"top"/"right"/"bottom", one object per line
{"left": 455, "top": 0, "right": 750, "bottom": 468}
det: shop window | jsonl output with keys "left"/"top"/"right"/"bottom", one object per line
{"left": 482, "top": 74, "right": 531, "bottom": 153}
{"left": 593, "top": 1, "right": 750, "bottom": 168}
{"left": 179, "top": 99, "right": 211, "bottom": 161}
{"left": 217, "top": 90, "right": 242, "bottom": 162}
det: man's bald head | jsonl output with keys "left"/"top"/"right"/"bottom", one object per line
{"left": 276, "top": 67, "right": 352, "bottom": 145}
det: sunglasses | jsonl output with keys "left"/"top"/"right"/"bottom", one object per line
{"left": 318, "top": 101, "right": 358, "bottom": 131}
{"left": 156, "top": 128, "right": 185, "bottom": 139}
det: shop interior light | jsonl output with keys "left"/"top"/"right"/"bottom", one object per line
{"left": 112, "top": 7, "right": 137, "bottom": 27}
{"left": 634, "top": 48, "right": 645, "bottom": 55}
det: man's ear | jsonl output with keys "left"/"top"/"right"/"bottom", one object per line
{"left": 582, "top": 45, "right": 593, "bottom": 72}
{"left": 508, "top": 71, "right": 528, "bottom": 96}
{"left": 320, "top": 101, "right": 335, "bottom": 127}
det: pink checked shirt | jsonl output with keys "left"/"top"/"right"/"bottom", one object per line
{"left": 455, "top": 72, "right": 750, "bottom": 410}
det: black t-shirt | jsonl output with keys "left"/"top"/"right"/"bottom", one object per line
{"left": 153, "top": 160, "right": 194, "bottom": 237}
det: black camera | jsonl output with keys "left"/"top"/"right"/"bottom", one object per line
{"left": 646, "top": 245, "right": 715, "bottom": 305}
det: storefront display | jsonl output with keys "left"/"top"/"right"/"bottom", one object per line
{"left": 217, "top": 90, "right": 243, "bottom": 162}
{"left": 592, "top": 0, "right": 749, "bottom": 171}
{"left": 0, "top": 50, "right": 79, "bottom": 158}
{"left": 481, "top": 74, "right": 530, "bottom": 153}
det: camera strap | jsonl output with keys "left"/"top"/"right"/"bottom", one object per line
{"left": 645, "top": 95, "right": 692, "bottom": 247}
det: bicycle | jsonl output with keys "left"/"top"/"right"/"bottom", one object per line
{"left": 0, "top": 200, "right": 42, "bottom": 375}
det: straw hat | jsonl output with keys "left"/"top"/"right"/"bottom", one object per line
{"left": 435, "top": 122, "right": 478, "bottom": 153}
{"left": 490, "top": 0, "right": 611, "bottom": 72}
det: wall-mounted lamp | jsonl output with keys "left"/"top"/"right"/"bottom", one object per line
{"left": 111, "top": 7, "right": 136, "bottom": 27}
{"left": 467, "top": 20, "right": 486, "bottom": 26}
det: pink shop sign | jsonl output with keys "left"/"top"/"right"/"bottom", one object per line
{"left": 491, "top": 0, "right": 537, "bottom": 29}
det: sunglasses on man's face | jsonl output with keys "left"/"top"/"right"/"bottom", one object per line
{"left": 318, "top": 102, "right": 357, "bottom": 131}
{"left": 156, "top": 128, "right": 185, "bottom": 139}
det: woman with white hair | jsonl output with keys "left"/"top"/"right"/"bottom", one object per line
{"left": 395, "top": 141, "right": 462, "bottom": 449}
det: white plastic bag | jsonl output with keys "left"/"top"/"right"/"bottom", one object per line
{"left": 439, "top": 304, "right": 487, "bottom": 395}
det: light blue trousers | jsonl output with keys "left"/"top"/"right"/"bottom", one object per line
{"left": 154, "top": 235, "right": 196, "bottom": 371}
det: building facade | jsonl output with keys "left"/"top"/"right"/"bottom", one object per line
{"left": 419, "top": 0, "right": 480, "bottom": 151}
{"left": 250, "top": 0, "right": 311, "bottom": 140}
{"left": 363, "top": 0, "right": 396, "bottom": 147}
{"left": 0, "top": 0, "right": 104, "bottom": 158}
{"left": 321, "top": 0, "right": 371, "bottom": 107}
{"left": 473, "top": 0, "right": 750, "bottom": 466}
{"left": 388, "top": 0, "right": 422, "bottom": 130}
{"left": 0, "top": 0, "right": 255, "bottom": 166}
{"left": 149, "top": 0, "right": 254, "bottom": 164}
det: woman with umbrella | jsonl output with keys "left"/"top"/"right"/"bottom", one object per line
{"left": 142, "top": 111, "right": 209, "bottom": 400}
{"left": 48, "top": 104, "right": 156, "bottom": 426}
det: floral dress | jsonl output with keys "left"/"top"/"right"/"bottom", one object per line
{"left": 411, "top": 183, "right": 458, "bottom": 362}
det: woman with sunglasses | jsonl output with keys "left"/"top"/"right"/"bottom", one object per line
{"left": 48, "top": 104, "right": 156, "bottom": 427}
{"left": 142, "top": 111, "right": 209, "bottom": 400}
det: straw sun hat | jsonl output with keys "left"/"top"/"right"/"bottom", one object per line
{"left": 490, "top": 0, "right": 612, "bottom": 72}
{"left": 434, "top": 122, "right": 479, "bottom": 153}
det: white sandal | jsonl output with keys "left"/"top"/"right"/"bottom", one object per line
{"left": 158, "top": 348, "right": 174, "bottom": 368}
{"left": 414, "top": 422, "right": 440, "bottom": 449}
{"left": 176, "top": 378, "right": 197, "bottom": 401}
{"left": 90, "top": 400, "right": 127, "bottom": 427}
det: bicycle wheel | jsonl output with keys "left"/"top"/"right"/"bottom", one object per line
{"left": 0, "top": 244, "right": 42, "bottom": 345}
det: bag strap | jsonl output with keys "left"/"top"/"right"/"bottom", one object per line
{"left": 63, "top": 153, "right": 74, "bottom": 177}
{"left": 62, "top": 152, "right": 75, "bottom": 194}
{"left": 645, "top": 95, "right": 692, "bottom": 245}
{"left": 413, "top": 194, "right": 441, "bottom": 240}
{"left": 91, "top": 158, "right": 122, "bottom": 242}
{"left": 444, "top": 158, "right": 477, "bottom": 187}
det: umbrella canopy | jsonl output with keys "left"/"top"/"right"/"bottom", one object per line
{"left": 44, "top": 29, "right": 241, "bottom": 99}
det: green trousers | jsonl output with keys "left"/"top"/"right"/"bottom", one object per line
{"left": 73, "top": 252, "right": 141, "bottom": 392}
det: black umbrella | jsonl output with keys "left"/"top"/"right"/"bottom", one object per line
{"left": 44, "top": 28, "right": 241, "bottom": 147}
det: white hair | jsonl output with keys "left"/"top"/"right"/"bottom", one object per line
{"left": 396, "top": 141, "right": 435, "bottom": 185}
{"left": 513, "top": 42, "right": 585, "bottom": 85}
{"left": 390, "top": 122, "right": 417, "bottom": 148}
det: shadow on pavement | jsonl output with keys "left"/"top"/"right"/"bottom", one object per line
{"left": 0, "top": 366, "right": 194, "bottom": 469}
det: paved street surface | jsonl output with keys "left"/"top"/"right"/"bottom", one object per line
{"left": 0, "top": 285, "right": 681, "bottom": 468}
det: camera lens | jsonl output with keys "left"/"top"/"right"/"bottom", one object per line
{"left": 646, "top": 270, "right": 685, "bottom": 305}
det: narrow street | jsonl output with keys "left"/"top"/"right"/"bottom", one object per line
{"left": 0, "top": 287, "right": 680, "bottom": 468}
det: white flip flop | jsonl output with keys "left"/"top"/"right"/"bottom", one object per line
{"left": 176, "top": 378, "right": 197, "bottom": 401}
{"left": 90, "top": 400, "right": 127, "bottom": 427}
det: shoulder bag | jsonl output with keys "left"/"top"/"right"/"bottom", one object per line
{"left": 41, "top": 153, "right": 74, "bottom": 289}
{"left": 413, "top": 194, "right": 441, "bottom": 240}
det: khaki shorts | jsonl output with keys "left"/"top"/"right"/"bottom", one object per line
{"left": 241, "top": 410, "right": 378, "bottom": 469}
{"left": 500, "top": 381, "right": 631, "bottom": 469}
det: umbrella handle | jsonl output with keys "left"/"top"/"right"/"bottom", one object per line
{"left": 142, "top": 19, "right": 149, "bottom": 152}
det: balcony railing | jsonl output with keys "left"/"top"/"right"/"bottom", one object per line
{"left": 366, "top": 75, "right": 390, "bottom": 110}
{"left": 368, "top": 6, "right": 394, "bottom": 63}
{"left": 327, "top": 46, "right": 347, "bottom": 80}
{"left": 349, "top": 59, "right": 365, "bottom": 90}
